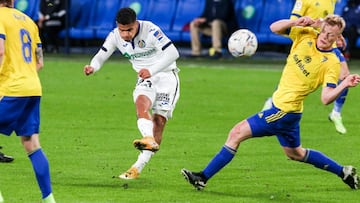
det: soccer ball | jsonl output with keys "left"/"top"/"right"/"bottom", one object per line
{"left": 228, "top": 29, "right": 258, "bottom": 57}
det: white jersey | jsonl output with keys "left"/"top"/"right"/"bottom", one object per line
{"left": 90, "top": 20, "right": 179, "bottom": 76}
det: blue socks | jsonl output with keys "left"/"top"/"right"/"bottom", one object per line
{"left": 200, "top": 146, "right": 344, "bottom": 182}
{"left": 202, "top": 145, "right": 236, "bottom": 179}
{"left": 29, "top": 148, "right": 52, "bottom": 199}
{"left": 333, "top": 81, "right": 348, "bottom": 113}
{"left": 303, "top": 149, "right": 343, "bottom": 176}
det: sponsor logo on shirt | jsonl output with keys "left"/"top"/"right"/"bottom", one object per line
{"left": 293, "top": 54, "right": 310, "bottom": 77}
{"left": 123, "top": 48, "right": 156, "bottom": 59}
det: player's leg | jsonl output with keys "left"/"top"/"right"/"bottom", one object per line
{"left": 190, "top": 21, "right": 203, "bottom": 56}
{"left": 119, "top": 115, "right": 166, "bottom": 180}
{"left": 153, "top": 114, "right": 167, "bottom": 145}
{"left": 17, "top": 97, "right": 55, "bottom": 202}
{"left": 209, "top": 19, "right": 227, "bottom": 58}
{"left": 22, "top": 135, "right": 56, "bottom": 202}
{"left": 133, "top": 94, "right": 159, "bottom": 151}
{"left": 132, "top": 78, "right": 159, "bottom": 152}
{"left": 261, "top": 97, "right": 273, "bottom": 111}
{"left": 119, "top": 94, "right": 156, "bottom": 180}
{"left": 181, "top": 119, "right": 252, "bottom": 190}
{"left": 0, "top": 190, "right": 3, "bottom": 203}
{"left": 120, "top": 72, "right": 179, "bottom": 179}
{"left": 283, "top": 146, "right": 358, "bottom": 189}
{"left": 329, "top": 53, "right": 349, "bottom": 134}
{"left": 329, "top": 82, "right": 348, "bottom": 134}
{"left": 181, "top": 108, "right": 298, "bottom": 190}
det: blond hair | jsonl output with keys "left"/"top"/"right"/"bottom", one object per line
{"left": 322, "top": 14, "right": 346, "bottom": 34}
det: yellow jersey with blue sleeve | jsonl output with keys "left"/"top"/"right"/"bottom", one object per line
{"left": 272, "top": 27, "right": 340, "bottom": 113}
{"left": 291, "top": 0, "right": 336, "bottom": 20}
{"left": 0, "top": 7, "right": 42, "bottom": 96}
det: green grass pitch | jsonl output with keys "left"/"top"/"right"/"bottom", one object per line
{"left": 1, "top": 55, "right": 360, "bottom": 203}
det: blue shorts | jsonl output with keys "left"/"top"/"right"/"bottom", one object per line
{"left": 0, "top": 96, "right": 40, "bottom": 136}
{"left": 247, "top": 106, "right": 302, "bottom": 148}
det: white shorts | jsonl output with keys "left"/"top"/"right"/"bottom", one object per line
{"left": 133, "top": 69, "right": 180, "bottom": 119}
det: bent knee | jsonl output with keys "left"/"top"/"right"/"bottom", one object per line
{"left": 283, "top": 147, "right": 307, "bottom": 161}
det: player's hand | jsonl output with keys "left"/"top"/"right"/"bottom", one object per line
{"left": 296, "top": 16, "right": 315, "bottom": 27}
{"left": 336, "top": 35, "right": 347, "bottom": 51}
{"left": 311, "top": 18, "right": 323, "bottom": 28}
{"left": 84, "top": 65, "right": 94, "bottom": 76}
{"left": 138, "top": 68, "right": 151, "bottom": 79}
{"left": 345, "top": 74, "right": 360, "bottom": 87}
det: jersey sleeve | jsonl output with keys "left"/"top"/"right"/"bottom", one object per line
{"left": 146, "top": 23, "right": 179, "bottom": 75}
{"left": 33, "top": 22, "right": 42, "bottom": 47}
{"left": 323, "top": 60, "right": 340, "bottom": 88}
{"left": 90, "top": 31, "right": 118, "bottom": 72}
{"left": 291, "top": 0, "right": 307, "bottom": 19}
{"left": 0, "top": 14, "right": 5, "bottom": 39}
{"left": 148, "top": 23, "right": 172, "bottom": 52}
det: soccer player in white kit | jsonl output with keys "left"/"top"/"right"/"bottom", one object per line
{"left": 84, "top": 7, "right": 180, "bottom": 179}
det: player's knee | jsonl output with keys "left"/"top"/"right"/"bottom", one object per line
{"left": 285, "top": 152, "right": 305, "bottom": 161}
{"left": 228, "top": 121, "right": 249, "bottom": 142}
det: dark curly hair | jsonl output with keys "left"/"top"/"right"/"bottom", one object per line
{"left": 0, "top": 0, "right": 13, "bottom": 8}
{"left": 116, "top": 7, "right": 137, "bottom": 25}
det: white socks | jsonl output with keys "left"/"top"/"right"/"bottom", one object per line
{"left": 134, "top": 118, "right": 155, "bottom": 173}
{"left": 133, "top": 150, "right": 154, "bottom": 173}
{"left": 137, "top": 118, "right": 154, "bottom": 137}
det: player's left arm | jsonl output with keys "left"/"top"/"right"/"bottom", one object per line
{"left": 146, "top": 42, "right": 179, "bottom": 76}
{"left": 321, "top": 74, "right": 360, "bottom": 105}
{"left": 270, "top": 16, "right": 315, "bottom": 35}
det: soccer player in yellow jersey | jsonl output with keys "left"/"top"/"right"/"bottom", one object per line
{"left": 291, "top": 0, "right": 336, "bottom": 19}
{"left": 181, "top": 15, "right": 360, "bottom": 190}
{"left": 0, "top": 0, "right": 56, "bottom": 202}
{"left": 263, "top": 0, "right": 350, "bottom": 134}
{"left": 292, "top": 0, "right": 350, "bottom": 134}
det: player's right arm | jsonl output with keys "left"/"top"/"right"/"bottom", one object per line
{"left": 270, "top": 16, "right": 315, "bottom": 35}
{"left": 84, "top": 32, "right": 117, "bottom": 76}
{"left": 83, "top": 48, "right": 113, "bottom": 76}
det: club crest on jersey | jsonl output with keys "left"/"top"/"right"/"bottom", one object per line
{"left": 138, "top": 40, "right": 146, "bottom": 48}
{"left": 153, "top": 30, "right": 164, "bottom": 41}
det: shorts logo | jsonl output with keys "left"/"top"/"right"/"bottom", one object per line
{"left": 157, "top": 93, "right": 170, "bottom": 105}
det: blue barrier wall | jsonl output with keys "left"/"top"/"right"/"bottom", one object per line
{"left": 16, "top": 0, "right": 358, "bottom": 47}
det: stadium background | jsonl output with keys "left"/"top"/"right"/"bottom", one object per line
{"left": 13, "top": 0, "right": 360, "bottom": 57}
{"left": 2, "top": 1, "right": 360, "bottom": 202}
